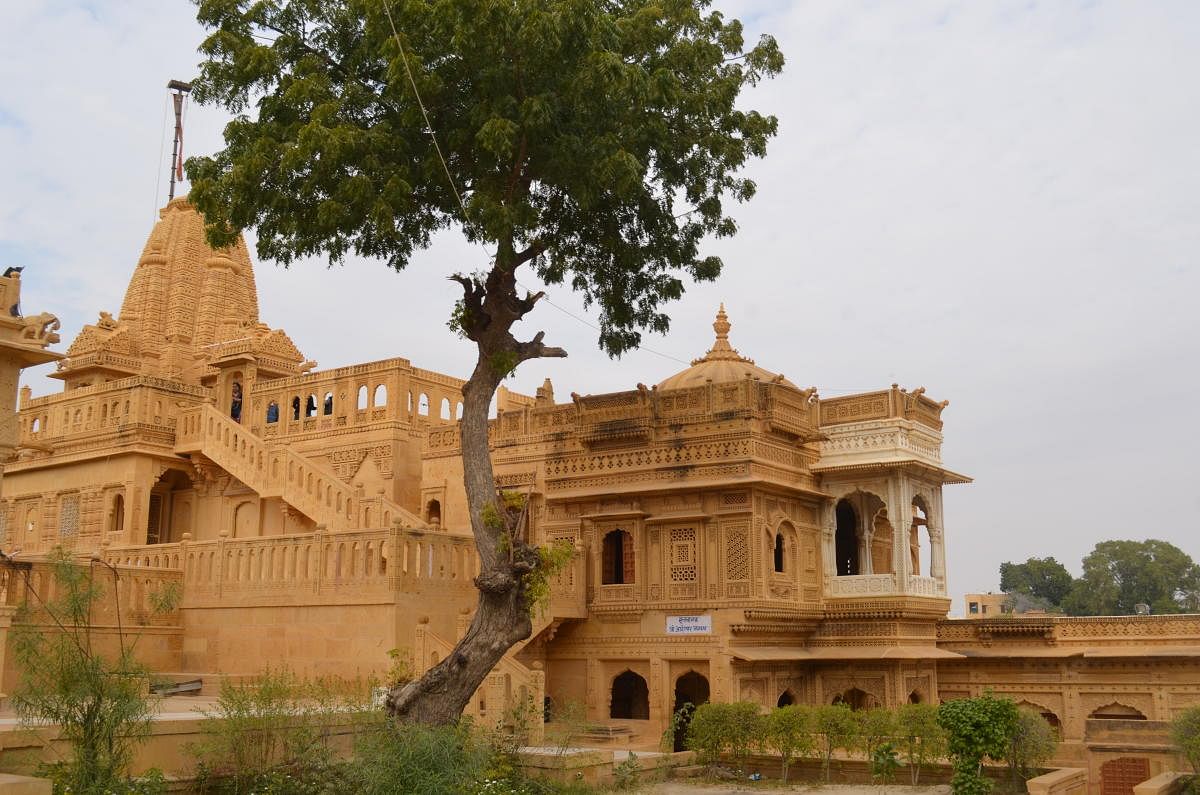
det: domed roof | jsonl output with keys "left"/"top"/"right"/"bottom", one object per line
{"left": 657, "top": 305, "right": 795, "bottom": 390}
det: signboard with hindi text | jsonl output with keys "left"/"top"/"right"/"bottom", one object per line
{"left": 666, "top": 615, "right": 712, "bottom": 635}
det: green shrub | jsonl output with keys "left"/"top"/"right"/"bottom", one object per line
{"left": 685, "top": 701, "right": 763, "bottom": 772}
{"left": 895, "top": 702, "right": 946, "bottom": 785}
{"left": 190, "top": 668, "right": 375, "bottom": 793}
{"left": 1172, "top": 705, "right": 1200, "bottom": 787}
{"left": 10, "top": 549, "right": 163, "bottom": 795}
{"left": 350, "top": 721, "right": 490, "bottom": 795}
{"left": 937, "top": 693, "right": 1019, "bottom": 795}
{"left": 1004, "top": 708, "right": 1058, "bottom": 789}
{"left": 813, "top": 703, "right": 858, "bottom": 782}
{"left": 762, "top": 705, "right": 815, "bottom": 783}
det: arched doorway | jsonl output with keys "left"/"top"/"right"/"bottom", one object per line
{"left": 835, "top": 499, "right": 859, "bottom": 575}
{"left": 673, "top": 671, "right": 710, "bottom": 751}
{"left": 233, "top": 501, "right": 258, "bottom": 538}
{"left": 908, "top": 690, "right": 923, "bottom": 704}
{"left": 148, "top": 469, "right": 193, "bottom": 545}
{"left": 832, "top": 687, "right": 872, "bottom": 711}
{"left": 778, "top": 690, "right": 796, "bottom": 708}
{"left": 610, "top": 670, "right": 649, "bottom": 720}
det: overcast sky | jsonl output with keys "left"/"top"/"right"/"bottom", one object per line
{"left": 2, "top": 1, "right": 1197, "bottom": 613}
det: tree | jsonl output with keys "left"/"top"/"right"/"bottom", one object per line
{"left": 9, "top": 550, "right": 162, "bottom": 794}
{"left": 895, "top": 702, "right": 945, "bottom": 786}
{"left": 937, "top": 694, "right": 1019, "bottom": 795}
{"left": 762, "top": 705, "right": 814, "bottom": 783}
{"left": 812, "top": 703, "right": 858, "bottom": 783}
{"left": 1003, "top": 708, "right": 1058, "bottom": 790}
{"left": 1170, "top": 705, "right": 1200, "bottom": 780}
{"left": 1061, "top": 540, "right": 1200, "bottom": 616}
{"left": 857, "top": 707, "right": 897, "bottom": 762}
{"left": 189, "top": 0, "right": 782, "bottom": 726}
{"left": 999, "top": 557, "right": 1074, "bottom": 607}
{"left": 685, "top": 702, "right": 764, "bottom": 773}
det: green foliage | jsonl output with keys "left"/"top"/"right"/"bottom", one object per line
{"left": 146, "top": 579, "right": 183, "bottom": 616}
{"left": 895, "top": 702, "right": 947, "bottom": 785}
{"left": 544, "top": 699, "right": 589, "bottom": 756}
{"left": 385, "top": 647, "right": 415, "bottom": 688}
{"left": 11, "top": 549, "right": 160, "bottom": 795}
{"left": 937, "top": 693, "right": 1020, "bottom": 795}
{"left": 351, "top": 721, "right": 489, "bottom": 795}
{"left": 612, "top": 751, "right": 641, "bottom": 790}
{"left": 870, "top": 742, "right": 900, "bottom": 786}
{"left": 1171, "top": 706, "right": 1200, "bottom": 778}
{"left": 481, "top": 502, "right": 505, "bottom": 531}
{"left": 812, "top": 703, "right": 858, "bottom": 783}
{"left": 685, "top": 702, "right": 763, "bottom": 771}
{"left": 761, "top": 704, "right": 814, "bottom": 783}
{"left": 660, "top": 702, "right": 694, "bottom": 754}
{"left": 999, "top": 557, "right": 1074, "bottom": 607}
{"left": 490, "top": 350, "right": 521, "bottom": 379}
{"left": 522, "top": 539, "right": 575, "bottom": 616}
{"left": 190, "top": 668, "right": 376, "bottom": 793}
{"left": 858, "top": 707, "right": 897, "bottom": 761}
{"left": 1004, "top": 708, "right": 1059, "bottom": 789}
{"left": 189, "top": 0, "right": 783, "bottom": 357}
{"left": 1061, "top": 539, "right": 1200, "bottom": 616}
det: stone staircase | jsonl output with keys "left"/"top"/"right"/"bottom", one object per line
{"left": 175, "top": 404, "right": 423, "bottom": 532}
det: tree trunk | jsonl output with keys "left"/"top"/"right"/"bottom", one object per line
{"left": 384, "top": 257, "right": 564, "bottom": 725}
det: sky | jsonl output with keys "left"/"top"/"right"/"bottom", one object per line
{"left": 1, "top": 1, "right": 1197, "bottom": 613}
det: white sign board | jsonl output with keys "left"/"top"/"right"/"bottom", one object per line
{"left": 666, "top": 615, "right": 712, "bottom": 635}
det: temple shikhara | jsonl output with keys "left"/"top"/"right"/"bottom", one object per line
{"left": 1, "top": 198, "right": 1196, "bottom": 790}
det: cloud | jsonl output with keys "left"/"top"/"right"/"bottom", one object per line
{"left": 2, "top": 1, "right": 1197, "bottom": 612}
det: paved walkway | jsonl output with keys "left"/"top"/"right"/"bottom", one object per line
{"left": 646, "top": 784, "right": 950, "bottom": 794}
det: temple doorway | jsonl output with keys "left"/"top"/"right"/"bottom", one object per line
{"left": 610, "top": 670, "right": 649, "bottom": 720}
{"left": 672, "top": 671, "right": 710, "bottom": 751}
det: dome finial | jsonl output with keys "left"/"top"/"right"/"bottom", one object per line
{"left": 711, "top": 304, "right": 733, "bottom": 353}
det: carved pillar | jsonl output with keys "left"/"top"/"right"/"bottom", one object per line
{"left": 820, "top": 501, "right": 836, "bottom": 591}
{"left": 861, "top": 527, "right": 874, "bottom": 575}
{"left": 889, "top": 475, "right": 912, "bottom": 591}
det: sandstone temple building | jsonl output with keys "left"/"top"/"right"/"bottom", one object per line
{"left": 0, "top": 198, "right": 1196, "bottom": 793}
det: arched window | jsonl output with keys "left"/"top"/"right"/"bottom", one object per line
{"left": 408, "top": 392, "right": 414, "bottom": 413}
{"left": 305, "top": 394, "right": 318, "bottom": 418}
{"left": 602, "top": 530, "right": 634, "bottom": 585}
{"left": 440, "top": 397, "right": 451, "bottom": 420}
{"left": 911, "top": 496, "right": 935, "bottom": 577}
{"left": 323, "top": 392, "right": 334, "bottom": 415}
{"left": 31, "top": 417, "right": 40, "bottom": 433}
{"left": 835, "top": 499, "right": 860, "bottom": 576}
{"left": 418, "top": 393, "right": 430, "bottom": 415}
{"left": 773, "top": 532, "right": 785, "bottom": 573}
{"left": 374, "top": 384, "right": 388, "bottom": 407}
{"left": 610, "top": 670, "right": 649, "bottom": 719}
{"left": 291, "top": 397, "right": 301, "bottom": 421}
{"left": 778, "top": 690, "right": 796, "bottom": 708}
{"left": 357, "top": 385, "right": 368, "bottom": 410}
{"left": 110, "top": 494, "right": 124, "bottom": 536}
{"left": 1089, "top": 703, "right": 1147, "bottom": 721}
{"left": 426, "top": 499, "right": 442, "bottom": 526}
{"left": 266, "top": 401, "right": 279, "bottom": 423}
{"left": 230, "top": 380, "right": 243, "bottom": 422}
{"left": 456, "top": 402, "right": 463, "bottom": 420}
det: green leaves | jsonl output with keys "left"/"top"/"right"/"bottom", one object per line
{"left": 188, "top": 0, "right": 782, "bottom": 355}
{"left": 937, "top": 693, "right": 1020, "bottom": 795}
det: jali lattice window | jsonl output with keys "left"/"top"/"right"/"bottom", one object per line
{"left": 59, "top": 495, "right": 80, "bottom": 539}
{"left": 669, "top": 527, "right": 697, "bottom": 582}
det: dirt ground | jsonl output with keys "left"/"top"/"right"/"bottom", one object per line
{"left": 644, "top": 784, "right": 951, "bottom": 795}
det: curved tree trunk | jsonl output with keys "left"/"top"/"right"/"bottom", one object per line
{"left": 385, "top": 253, "right": 563, "bottom": 725}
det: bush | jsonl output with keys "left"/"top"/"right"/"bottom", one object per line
{"left": 895, "top": 702, "right": 946, "bottom": 785}
{"left": 1171, "top": 706, "right": 1200, "bottom": 792}
{"left": 762, "top": 705, "right": 814, "bottom": 783}
{"left": 10, "top": 549, "right": 164, "bottom": 795}
{"left": 813, "top": 703, "right": 858, "bottom": 783}
{"left": 1004, "top": 708, "right": 1058, "bottom": 788}
{"left": 937, "top": 693, "right": 1019, "bottom": 795}
{"left": 685, "top": 702, "right": 763, "bottom": 772}
{"left": 350, "top": 721, "right": 490, "bottom": 795}
{"left": 190, "top": 668, "right": 375, "bottom": 793}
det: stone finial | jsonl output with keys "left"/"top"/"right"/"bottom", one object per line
{"left": 691, "top": 304, "right": 755, "bottom": 366}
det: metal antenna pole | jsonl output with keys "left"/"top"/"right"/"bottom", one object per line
{"left": 166, "top": 79, "right": 192, "bottom": 201}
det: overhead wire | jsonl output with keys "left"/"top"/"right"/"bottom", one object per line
{"left": 152, "top": 93, "right": 169, "bottom": 218}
